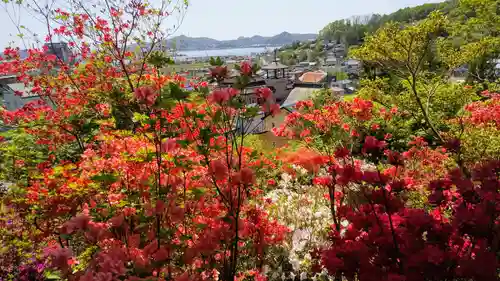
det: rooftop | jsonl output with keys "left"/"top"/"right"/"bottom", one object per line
{"left": 331, "top": 86, "right": 345, "bottom": 92}
{"left": 261, "top": 62, "right": 288, "bottom": 70}
{"left": 299, "top": 71, "right": 327, "bottom": 83}
{"left": 346, "top": 59, "right": 361, "bottom": 65}
{"left": 282, "top": 87, "right": 317, "bottom": 107}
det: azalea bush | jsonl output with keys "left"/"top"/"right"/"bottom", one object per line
{"left": 0, "top": 0, "right": 499, "bottom": 280}
{"left": 0, "top": 0, "right": 290, "bottom": 280}
{"left": 264, "top": 167, "right": 331, "bottom": 279}
{"left": 274, "top": 92, "right": 500, "bottom": 281}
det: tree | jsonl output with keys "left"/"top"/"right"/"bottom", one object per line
{"left": 0, "top": 1, "right": 288, "bottom": 281}
{"left": 352, "top": 12, "right": 452, "bottom": 143}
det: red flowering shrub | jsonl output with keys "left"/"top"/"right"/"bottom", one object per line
{"left": 0, "top": 1, "right": 288, "bottom": 280}
{"left": 451, "top": 93, "right": 500, "bottom": 163}
{"left": 276, "top": 96, "right": 500, "bottom": 280}
{"left": 318, "top": 157, "right": 500, "bottom": 281}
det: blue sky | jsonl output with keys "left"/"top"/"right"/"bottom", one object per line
{"left": 0, "top": 0, "right": 442, "bottom": 48}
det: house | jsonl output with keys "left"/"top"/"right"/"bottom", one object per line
{"left": 298, "top": 61, "right": 310, "bottom": 68}
{"left": 282, "top": 86, "right": 319, "bottom": 107}
{"left": 242, "top": 86, "right": 319, "bottom": 134}
{"left": 331, "top": 86, "right": 345, "bottom": 96}
{"left": 331, "top": 79, "right": 353, "bottom": 90}
{"left": 240, "top": 83, "right": 324, "bottom": 147}
{"left": 261, "top": 60, "right": 294, "bottom": 103}
{"left": 326, "top": 43, "right": 336, "bottom": 49}
{"left": 0, "top": 78, "right": 41, "bottom": 111}
{"left": 45, "top": 42, "right": 71, "bottom": 63}
{"left": 220, "top": 76, "right": 267, "bottom": 105}
{"left": 334, "top": 46, "right": 345, "bottom": 53}
{"left": 325, "top": 57, "right": 337, "bottom": 66}
{"left": 290, "top": 69, "right": 305, "bottom": 81}
{"left": 299, "top": 71, "right": 327, "bottom": 83}
{"left": 345, "top": 59, "right": 362, "bottom": 74}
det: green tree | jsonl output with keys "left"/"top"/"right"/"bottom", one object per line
{"left": 442, "top": 0, "right": 500, "bottom": 85}
{"left": 352, "top": 12, "right": 452, "bottom": 143}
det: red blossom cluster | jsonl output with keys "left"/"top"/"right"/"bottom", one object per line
{"left": 463, "top": 95, "right": 500, "bottom": 128}
{"left": 276, "top": 96, "right": 500, "bottom": 281}
{"left": 0, "top": 1, "right": 287, "bottom": 280}
{"left": 317, "top": 152, "right": 500, "bottom": 281}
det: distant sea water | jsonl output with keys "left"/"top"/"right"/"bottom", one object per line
{"left": 178, "top": 46, "right": 278, "bottom": 58}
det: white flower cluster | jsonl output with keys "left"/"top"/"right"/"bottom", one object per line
{"left": 264, "top": 169, "right": 332, "bottom": 276}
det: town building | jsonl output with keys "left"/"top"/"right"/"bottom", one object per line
{"left": 260, "top": 52, "right": 294, "bottom": 104}
{"left": 0, "top": 75, "right": 40, "bottom": 111}
{"left": 44, "top": 42, "right": 71, "bottom": 63}
{"left": 344, "top": 59, "right": 362, "bottom": 74}
{"left": 298, "top": 71, "right": 327, "bottom": 83}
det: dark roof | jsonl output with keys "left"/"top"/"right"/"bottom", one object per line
{"left": 261, "top": 62, "right": 288, "bottom": 70}
{"left": 220, "top": 76, "right": 266, "bottom": 87}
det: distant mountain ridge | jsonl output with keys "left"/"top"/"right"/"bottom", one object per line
{"left": 165, "top": 32, "right": 317, "bottom": 50}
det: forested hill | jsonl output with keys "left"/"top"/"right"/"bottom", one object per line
{"left": 319, "top": 0, "right": 457, "bottom": 45}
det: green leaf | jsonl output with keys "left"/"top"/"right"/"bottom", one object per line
{"left": 195, "top": 223, "right": 207, "bottom": 229}
{"left": 191, "top": 187, "right": 206, "bottom": 198}
{"left": 133, "top": 112, "right": 148, "bottom": 123}
{"left": 91, "top": 173, "right": 118, "bottom": 183}
{"left": 180, "top": 234, "right": 192, "bottom": 241}
{"left": 213, "top": 109, "right": 222, "bottom": 123}
{"left": 199, "top": 128, "right": 212, "bottom": 144}
{"left": 169, "top": 83, "right": 189, "bottom": 100}
{"left": 176, "top": 139, "right": 190, "bottom": 148}
{"left": 45, "top": 271, "right": 61, "bottom": 280}
{"left": 60, "top": 234, "right": 71, "bottom": 240}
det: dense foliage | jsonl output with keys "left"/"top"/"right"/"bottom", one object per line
{"left": 319, "top": 1, "right": 457, "bottom": 47}
{"left": 0, "top": 0, "right": 499, "bottom": 280}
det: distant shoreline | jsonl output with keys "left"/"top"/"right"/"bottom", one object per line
{"left": 175, "top": 45, "right": 282, "bottom": 52}
{"left": 175, "top": 46, "right": 280, "bottom": 59}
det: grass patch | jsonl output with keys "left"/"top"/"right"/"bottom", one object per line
{"left": 342, "top": 93, "right": 358, "bottom": 101}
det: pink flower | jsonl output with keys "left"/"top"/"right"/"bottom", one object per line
{"left": 155, "top": 199, "right": 166, "bottom": 214}
{"left": 240, "top": 167, "right": 255, "bottom": 184}
{"left": 209, "top": 88, "right": 238, "bottom": 104}
{"left": 262, "top": 103, "right": 281, "bottom": 116}
{"left": 269, "top": 103, "right": 281, "bottom": 116}
{"left": 240, "top": 61, "right": 252, "bottom": 76}
{"left": 134, "top": 86, "right": 158, "bottom": 106}
{"left": 362, "top": 136, "right": 387, "bottom": 154}
{"left": 108, "top": 193, "right": 125, "bottom": 205}
{"left": 256, "top": 87, "right": 273, "bottom": 101}
{"left": 300, "top": 129, "right": 311, "bottom": 137}
{"left": 313, "top": 176, "right": 333, "bottom": 186}
{"left": 109, "top": 213, "right": 124, "bottom": 227}
{"left": 210, "top": 66, "right": 228, "bottom": 79}
{"left": 209, "top": 159, "right": 228, "bottom": 180}
{"left": 334, "top": 147, "right": 350, "bottom": 158}
{"left": 44, "top": 246, "right": 73, "bottom": 270}
{"left": 161, "top": 138, "right": 179, "bottom": 152}
{"left": 128, "top": 234, "right": 141, "bottom": 248}
{"left": 123, "top": 207, "right": 136, "bottom": 216}
{"left": 61, "top": 214, "right": 90, "bottom": 234}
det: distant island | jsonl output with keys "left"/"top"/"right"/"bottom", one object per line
{"left": 163, "top": 32, "right": 317, "bottom": 51}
